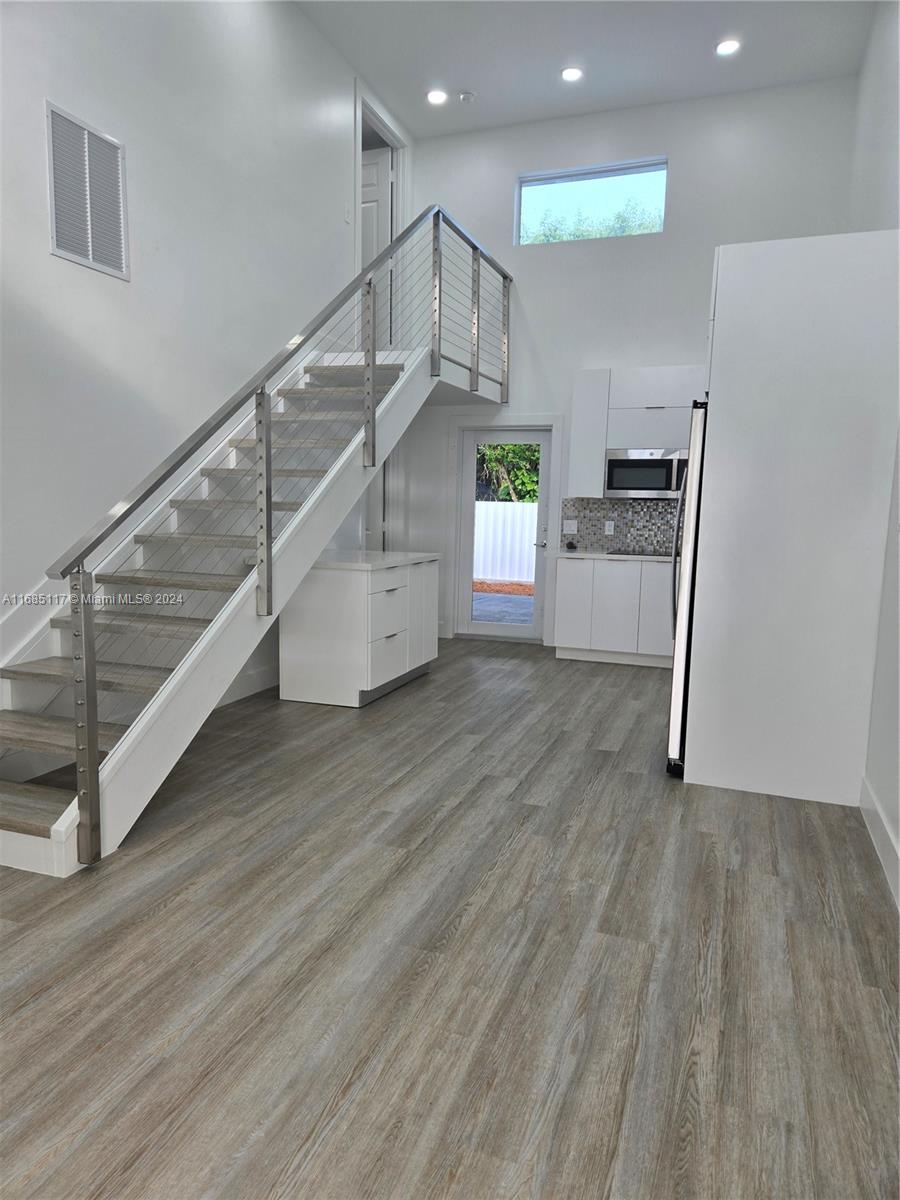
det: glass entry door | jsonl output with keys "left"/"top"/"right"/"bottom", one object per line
{"left": 456, "top": 429, "right": 551, "bottom": 640}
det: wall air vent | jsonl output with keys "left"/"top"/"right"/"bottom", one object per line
{"left": 46, "top": 102, "right": 129, "bottom": 280}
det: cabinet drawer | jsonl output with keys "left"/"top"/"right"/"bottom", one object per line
{"left": 368, "top": 630, "right": 408, "bottom": 689}
{"left": 368, "top": 566, "right": 409, "bottom": 595}
{"left": 368, "top": 585, "right": 408, "bottom": 642}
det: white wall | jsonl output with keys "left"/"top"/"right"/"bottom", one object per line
{"left": 397, "top": 78, "right": 857, "bottom": 634}
{"left": 0, "top": 0, "right": 362, "bottom": 617}
{"left": 861, "top": 450, "right": 899, "bottom": 902}
{"left": 414, "top": 77, "right": 855, "bottom": 412}
{"left": 850, "top": 2, "right": 900, "bottom": 231}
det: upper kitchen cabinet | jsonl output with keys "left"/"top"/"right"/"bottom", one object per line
{"left": 607, "top": 364, "right": 704, "bottom": 451}
{"left": 606, "top": 406, "right": 693, "bottom": 449}
{"left": 608, "top": 365, "right": 706, "bottom": 409}
{"left": 567, "top": 369, "right": 611, "bottom": 498}
{"left": 567, "top": 365, "right": 703, "bottom": 498}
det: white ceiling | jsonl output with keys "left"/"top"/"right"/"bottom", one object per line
{"left": 301, "top": 1, "right": 874, "bottom": 139}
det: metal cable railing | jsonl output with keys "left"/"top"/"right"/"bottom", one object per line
{"left": 43, "top": 205, "right": 512, "bottom": 863}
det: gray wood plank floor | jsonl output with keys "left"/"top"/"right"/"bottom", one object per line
{"left": 1, "top": 640, "right": 896, "bottom": 1199}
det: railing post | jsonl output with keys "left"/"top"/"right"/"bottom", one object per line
{"left": 363, "top": 276, "right": 376, "bottom": 468}
{"left": 500, "top": 275, "right": 510, "bottom": 405}
{"left": 70, "top": 567, "right": 101, "bottom": 865}
{"left": 470, "top": 248, "right": 480, "bottom": 392}
{"left": 255, "top": 385, "right": 273, "bottom": 616}
{"left": 431, "top": 211, "right": 442, "bottom": 376}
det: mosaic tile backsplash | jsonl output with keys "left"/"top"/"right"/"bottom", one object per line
{"left": 561, "top": 497, "right": 677, "bottom": 556}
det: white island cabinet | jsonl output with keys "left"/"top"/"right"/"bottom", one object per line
{"left": 279, "top": 551, "right": 440, "bottom": 707}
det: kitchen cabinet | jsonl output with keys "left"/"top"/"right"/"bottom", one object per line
{"left": 554, "top": 557, "right": 594, "bottom": 649}
{"left": 567, "top": 365, "right": 702, "bottom": 498}
{"left": 591, "top": 560, "right": 641, "bottom": 651}
{"left": 567, "top": 369, "right": 610, "bottom": 497}
{"left": 408, "top": 558, "right": 439, "bottom": 668}
{"left": 637, "top": 561, "right": 675, "bottom": 656}
{"left": 280, "top": 551, "right": 440, "bottom": 707}
{"left": 606, "top": 406, "right": 693, "bottom": 451}
{"left": 553, "top": 555, "right": 674, "bottom": 661}
{"left": 608, "top": 365, "right": 705, "bottom": 409}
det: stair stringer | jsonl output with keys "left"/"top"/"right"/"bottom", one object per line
{"left": 80, "top": 347, "right": 437, "bottom": 860}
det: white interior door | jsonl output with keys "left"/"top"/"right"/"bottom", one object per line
{"left": 361, "top": 147, "right": 391, "bottom": 268}
{"left": 456, "top": 429, "right": 551, "bottom": 640}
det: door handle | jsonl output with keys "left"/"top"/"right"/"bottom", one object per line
{"left": 671, "top": 464, "right": 688, "bottom": 635}
{"left": 534, "top": 541, "right": 548, "bottom": 548}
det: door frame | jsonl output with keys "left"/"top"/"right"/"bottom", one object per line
{"left": 354, "top": 84, "right": 411, "bottom": 273}
{"left": 454, "top": 424, "right": 556, "bottom": 642}
{"left": 354, "top": 85, "right": 410, "bottom": 550}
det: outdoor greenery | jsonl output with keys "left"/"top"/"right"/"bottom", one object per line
{"left": 476, "top": 443, "right": 540, "bottom": 502}
{"left": 520, "top": 197, "right": 663, "bottom": 244}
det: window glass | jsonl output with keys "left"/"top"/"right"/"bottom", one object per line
{"left": 519, "top": 161, "right": 666, "bottom": 245}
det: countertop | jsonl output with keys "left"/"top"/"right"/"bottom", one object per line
{"left": 314, "top": 550, "right": 441, "bottom": 572}
{"left": 550, "top": 551, "right": 671, "bottom": 563}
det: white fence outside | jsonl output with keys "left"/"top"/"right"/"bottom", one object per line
{"left": 473, "top": 501, "right": 538, "bottom": 582}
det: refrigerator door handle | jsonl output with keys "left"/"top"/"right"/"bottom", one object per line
{"left": 671, "top": 469, "right": 687, "bottom": 635}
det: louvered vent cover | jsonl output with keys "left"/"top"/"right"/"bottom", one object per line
{"left": 47, "top": 104, "right": 129, "bottom": 279}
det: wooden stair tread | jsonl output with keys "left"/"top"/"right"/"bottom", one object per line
{"left": 301, "top": 362, "right": 405, "bottom": 377}
{"left": 200, "top": 466, "right": 327, "bottom": 479}
{"left": 277, "top": 385, "right": 392, "bottom": 399}
{"left": 0, "top": 709, "right": 128, "bottom": 754}
{"left": 96, "top": 568, "right": 248, "bottom": 593}
{"left": 1, "top": 657, "right": 172, "bottom": 696}
{"left": 51, "top": 612, "right": 211, "bottom": 639}
{"left": 170, "top": 498, "right": 303, "bottom": 512}
{"left": 228, "top": 436, "right": 349, "bottom": 450}
{"left": 0, "top": 781, "right": 73, "bottom": 838}
{"left": 134, "top": 531, "right": 256, "bottom": 549}
{"left": 271, "top": 411, "right": 363, "bottom": 422}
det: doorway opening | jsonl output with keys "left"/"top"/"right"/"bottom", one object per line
{"left": 358, "top": 102, "right": 404, "bottom": 550}
{"left": 456, "top": 429, "right": 551, "bottom": 641}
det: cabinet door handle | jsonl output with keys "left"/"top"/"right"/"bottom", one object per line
{"left": 644, "top": 405, "right": 666, "bottom": 410}
{"left": 384, "top": 587, "right": 400, "bottom": 593}
{"left": 384, "top": 632, "right": 398, "bottom": 639}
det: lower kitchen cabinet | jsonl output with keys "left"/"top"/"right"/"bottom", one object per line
{"left": 554, "top": 555, "right": 674, "bottom": 661}
{"left": 637, "top": 560, "right": 675, "bottom": 656}
{"left": 553, "top": 557, "right": 594, "bottom": 648}
{"left": 590, "top": 560, "right": 641, "bottom": 651}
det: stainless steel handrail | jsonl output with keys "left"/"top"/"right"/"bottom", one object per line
{"left": 47, "top": 204, "right": 512, "bottom": 579}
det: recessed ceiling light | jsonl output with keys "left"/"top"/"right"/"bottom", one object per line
{"left": 427, "top": 89, "right": 448, "bottom": 105}
{"left": 561, "top": 66, "right": 583, "bottom": 83}
{"left": 716, "top": 38, "right": 741, "bottom": 56}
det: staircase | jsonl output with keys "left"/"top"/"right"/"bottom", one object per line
{"left": 0, "top": 206, "right": 512, "bottom": 876}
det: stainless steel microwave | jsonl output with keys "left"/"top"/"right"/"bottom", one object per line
{"left": 604, "top": 448, "right": 688, "bottom": 499}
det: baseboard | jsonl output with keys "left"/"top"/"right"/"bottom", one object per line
{"left": 556, "top": 647, "right": 673, "bottom": 668}
{"left": 217, "top": 662, "right": 279, "bottom": 707}
{"left": 860, "top": 774, "right": 899, "bottom": 907}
